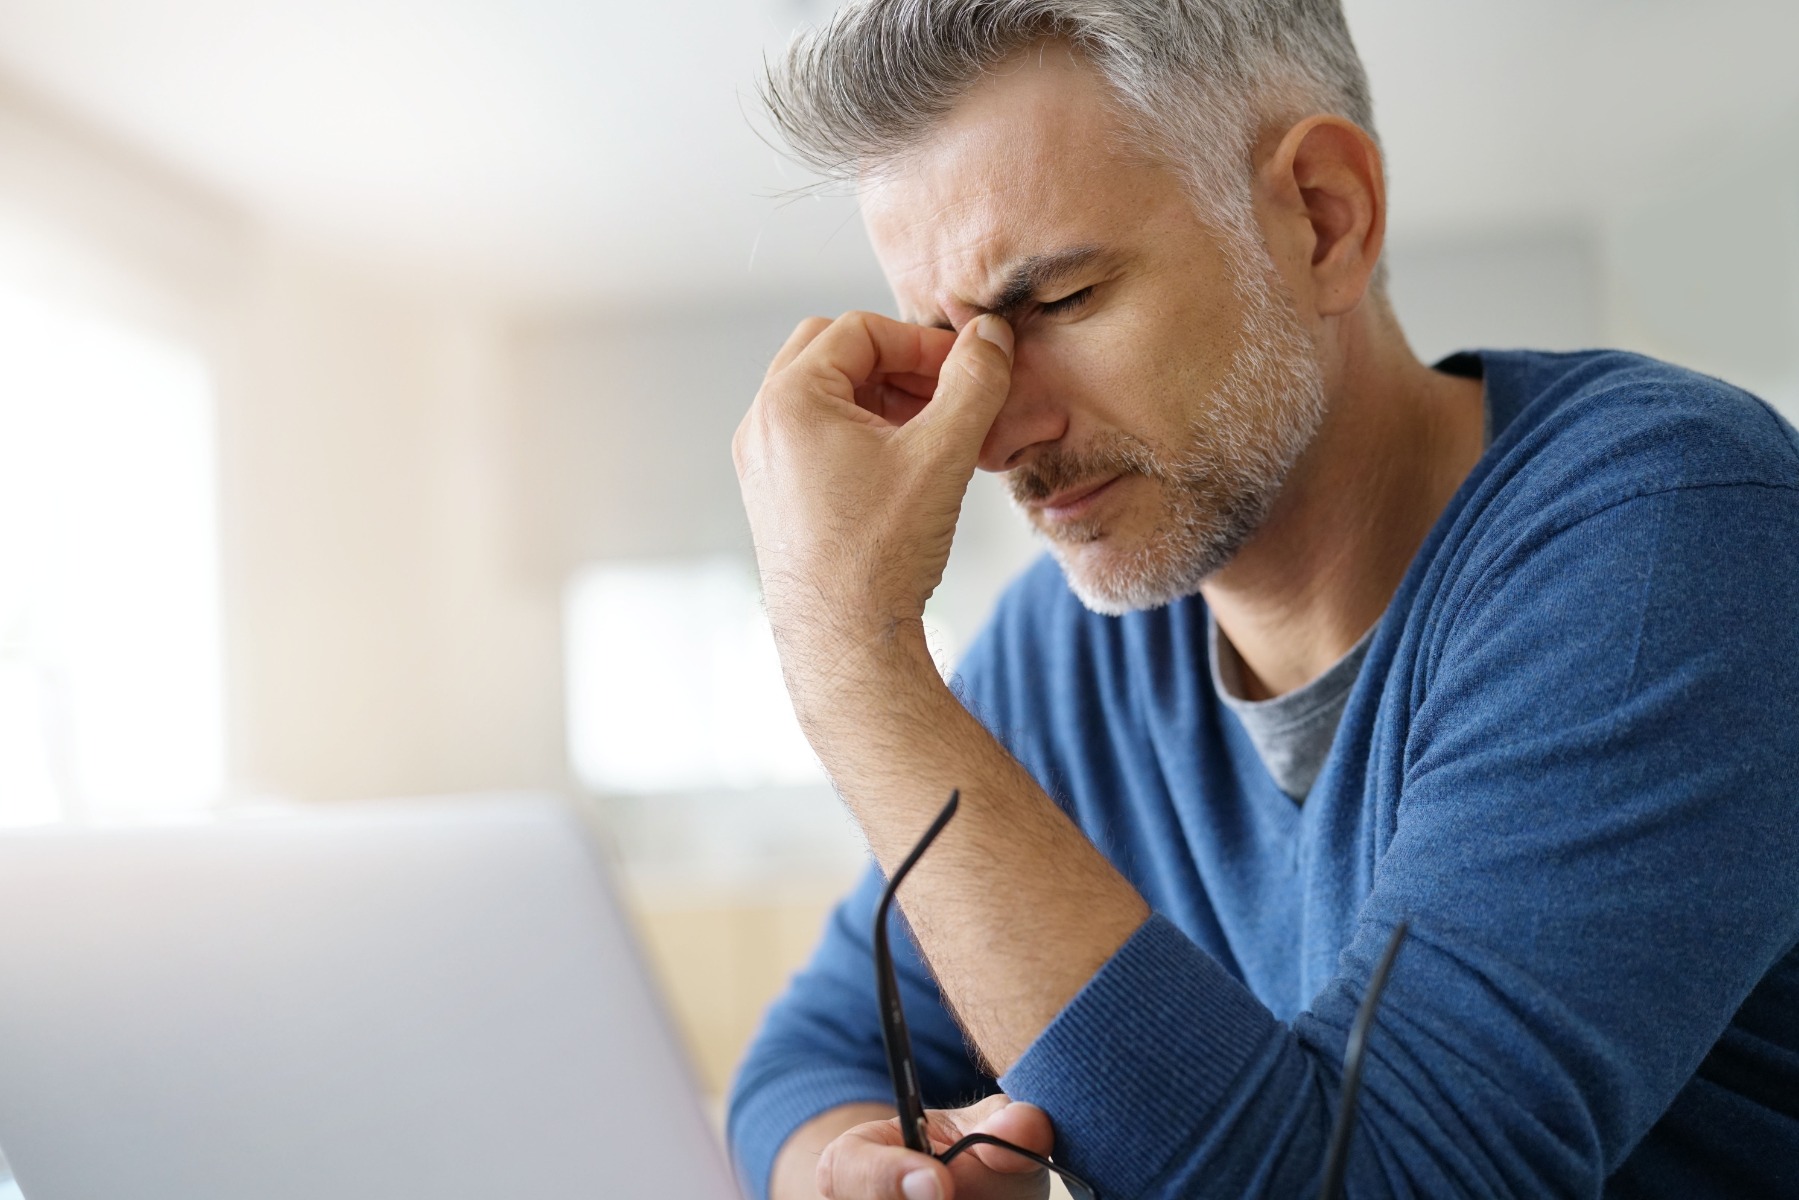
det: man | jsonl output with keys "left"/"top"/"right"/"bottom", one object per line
{"left": 727, "top": 2, "right": 1799, "bottom": 1198}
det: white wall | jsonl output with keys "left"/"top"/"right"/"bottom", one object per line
{"left": 1385, "top": 226, "right": 1603, "bottom": 366}
{"left": 1386, "top": 112, "right": 1799, "bottom": 423}
{"left": 0, "top": 78, "right": 567, "bottom": 806}
{"left": 220, "top": 243, "right": 565, "bottom": 802}
{"left": 1602, "top": 118, "right": 1799, "bottom": 416}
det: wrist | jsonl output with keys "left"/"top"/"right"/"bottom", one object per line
{"left": 778, "top": 615, "right": 942, "bottom": 726}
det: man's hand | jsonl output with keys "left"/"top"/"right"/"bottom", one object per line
{"left": 732, "top": 310, "right": 1014, "bottom": 713}
{"left": 817, "top": 1095, "right": 1056, "bottom": 1200}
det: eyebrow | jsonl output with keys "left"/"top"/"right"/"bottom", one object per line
{"left": 925, "top": 244, "right": 1109, "bottom": 329}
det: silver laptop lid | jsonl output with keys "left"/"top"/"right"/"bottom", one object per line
{"left": 0, "top": 795, "right": 742, "bottom": 1200}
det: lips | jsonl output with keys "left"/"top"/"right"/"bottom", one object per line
{"left": 1031, "top": 474, "right": 1122, "bottom": 519}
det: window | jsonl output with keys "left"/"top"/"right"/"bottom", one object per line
{"left": 564, "top": 557, "right": 962, "bottom": 798}
{"left": 564, "top": 557, "right": 819, "bottom": 794}
{"left": 0, "top": 284, "right": 224, "bottom": 826}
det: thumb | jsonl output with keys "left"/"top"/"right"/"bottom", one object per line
{"left": 908, "top": 313, "right": 1014, "bottom": 447}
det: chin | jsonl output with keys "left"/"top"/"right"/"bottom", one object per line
{"left": 1048, "top": 533, "right": 1222, "bottom": 617}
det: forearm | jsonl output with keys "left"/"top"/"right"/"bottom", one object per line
{"left": 739, "top": 309, "right": 1144, "bottom": 1092}
{"left": 787, "top": 620, "right": 1149, "bottom": 1073}
{"left": 769, "top": 1104, "right": 897, "bottom": 1200}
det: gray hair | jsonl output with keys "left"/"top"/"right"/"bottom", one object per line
{"left": 762, "top": 0, "right": 1382, "bottom": 282}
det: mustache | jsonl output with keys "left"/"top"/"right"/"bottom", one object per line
{"left": 1006, "top": 439, "right": 1157, "bottom": 506}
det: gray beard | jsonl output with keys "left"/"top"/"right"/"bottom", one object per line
{"left": 1009, "top": 253, "right": 1327, "bottom": 616}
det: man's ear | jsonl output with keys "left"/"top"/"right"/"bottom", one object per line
{"left": 1255, "top": 114, "right": 1386, "bottom": 317}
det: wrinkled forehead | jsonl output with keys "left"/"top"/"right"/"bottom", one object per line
{"left": 857, "top": 44, "right": 1159, "bottom": 322}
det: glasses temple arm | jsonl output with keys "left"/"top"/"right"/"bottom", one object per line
{"left": 1316, "top": 919, "right": 1409, "bottom": 1200}
{"left": 873, "top": 790, "right": 961, "bottom": 1154}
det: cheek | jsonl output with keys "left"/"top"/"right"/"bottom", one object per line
{"left": 1010, "top": 335, "right": 1114, "bottom": 424}
{"left": 1014, "top": 323, "right": 1197, "bottom": 437}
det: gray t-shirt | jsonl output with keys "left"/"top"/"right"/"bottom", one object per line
{"left": 1208, "top": 614, "right": 1375, "bottom": 800}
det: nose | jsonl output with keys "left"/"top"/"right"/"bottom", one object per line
{"left": 975, "top": 348, "right": 1067, "bottom": 473}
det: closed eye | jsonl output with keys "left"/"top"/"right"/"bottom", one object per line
{"left": 1038, "top": 286, "right": 1095, "bottom": 318}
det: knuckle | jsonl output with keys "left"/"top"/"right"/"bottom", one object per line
{"left": 754, "top": 376, "right": 795, "bottom": 413}
{"left": 768, "top": 316, "right": 836, "bottom": 381}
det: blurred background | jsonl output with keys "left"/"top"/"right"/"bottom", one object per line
{"left": 0, "top": 0, "right": 1796, "bottom": 1102}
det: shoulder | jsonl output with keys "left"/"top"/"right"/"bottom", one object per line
{"left": 1426, "top": 350, "right": 1799, "bottom": 597}
{"left": 1408, "top": 353, "right": 1799, "bottom": 728}
{"left": 1406, "top": 352, "right": 1799, "bottom": 703}
{"left": 1478, "top": 350, "right": 1799, "bottom": 525}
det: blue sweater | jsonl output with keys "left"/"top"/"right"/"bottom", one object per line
{"left": 727, "top": 350, "right": 1799, "bottom": 1198}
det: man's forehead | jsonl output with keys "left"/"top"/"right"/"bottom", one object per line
{"left": 856, "top": 44, "right": 1154, "bottom": 319}
{"left": 863, "top": 186, "right": 1038, "bottom": 308}
{"left": 860, "top": 132, "right": 1124, "bottom": 319}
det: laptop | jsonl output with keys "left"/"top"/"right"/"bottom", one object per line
{"left": 0, "top": 794, "right": 744, "bottom": 1199}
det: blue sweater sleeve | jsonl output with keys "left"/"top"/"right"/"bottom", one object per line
{"left": 1002, "top": 480, "right": 1799, "bottom": 1197}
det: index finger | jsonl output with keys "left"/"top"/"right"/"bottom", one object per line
{"left": 783, "top": 311, "right": 959, "bottom": 400}
{"left": 817, "top": 1117, "right": 951, "bottom": 1200}
{"left": 764, "top": 316, "right": 834, "bottom": 382}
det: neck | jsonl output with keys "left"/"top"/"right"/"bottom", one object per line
{"left": 1200, "top": 318, "right": 1485, "bottom": 700}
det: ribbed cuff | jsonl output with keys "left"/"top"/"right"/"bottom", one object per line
{"left": 999, "top": 914, "right": 1281, "bottom": 1196}
{"left": 727, "top": 1065, "right": 895, "bottom": 1200}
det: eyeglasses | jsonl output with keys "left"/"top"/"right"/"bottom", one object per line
{"left": 873, "top": 790, "right": 1409, "bottom": 1200}
{"left": 872, "top": 790, "right": 1099, "bottom": 1199}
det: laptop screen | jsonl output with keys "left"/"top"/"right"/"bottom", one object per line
{"left": 0, "top": 795, "right": 743, "bottom": 1200}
